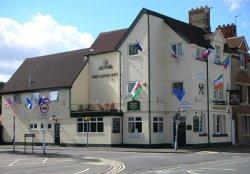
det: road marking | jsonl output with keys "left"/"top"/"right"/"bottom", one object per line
{"left": 42, "top": 158, "right": 48, "bottom": 163}
{"left": 187, "top": 171, "right": 199, "bottom": 174}
{"left": 8, "top": 159, "right": 19, "bottom": 166}
{"left": 73, "top": 168, "right": 90, "bottom": 174}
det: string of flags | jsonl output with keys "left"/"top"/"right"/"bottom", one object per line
{"left": 4, "top": 98, "right": 13, "bottom": 107}
{"left": 214, "top": 74, "right": 224, "bottom": 90}
{"left": 24, "top": 96, "right": 50, "bottom": 110}
{"left": 222, "top": 55, "right": 231, "bottom": 70}
{"left": 135, "top": 41, "right": 143, "bottom": 52}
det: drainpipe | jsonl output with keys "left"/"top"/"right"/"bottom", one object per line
{"left": 207, "top": 54, "right": 210, "bottom": 146}
{"left": 147, "top": 13, "right": 152, "bottom": 145}
{"left": 118, "top": 50, "right": 123, "bottom": 145}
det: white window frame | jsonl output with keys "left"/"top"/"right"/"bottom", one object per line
{"left": 31, "top": 92, "right": 40, "bottom": 102}
{"left": 128, "top": 117, "right": 142, "bottom": 133}
{"left": 170, "top": 43, "right": 183, "bottom": 58}
{"left": 153, "top": 117, "right": 164, "bottom": 133}
{"left": 29, "top": 123, "right": 38, "bottom": 130}
{"left": 49, "top": 91, "right": 58, "bottom": 101}
{"left": 76, "top": 117, "right": 104, "bottom": 133}
{"left": 128, "top": 43, "right": 141, "bottom": 57}
{"left": 213, "top": 114, "right": 226, "bottom": 134}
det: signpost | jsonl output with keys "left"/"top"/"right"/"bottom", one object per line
{"left": 84, "top": 117, "right": 90, "bottom": 149}
{"left": 40, "top": 103, "right": 49, "bottom": 155}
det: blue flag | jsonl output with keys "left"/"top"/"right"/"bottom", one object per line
{"left": 173, "top": 88, "right": 185, "bottom": 102}
{"left": 25, "top": 97, "right": 33, "bottom": 109}
{"left": 38, "top": 96, "right": 50, "bottom": 106}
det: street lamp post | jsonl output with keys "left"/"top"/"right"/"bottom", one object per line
{"left": 174, "top": 111, "right": 180, "bottom": 151}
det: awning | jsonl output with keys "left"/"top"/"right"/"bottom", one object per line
{"left": 70, "top": 109, "right": 124, "bottom": 117}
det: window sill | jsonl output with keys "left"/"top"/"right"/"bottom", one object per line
{"left": 212, "top": 134, "right": 228, "bottom": 137}
{"left": 212, "top": 100, "right": 226, "bottom": 105}
{"left": 198, "top": 133, "right": 208, "bottom": 137}
{"left": 128, "top": 54, "right": 141, "bottom": 58}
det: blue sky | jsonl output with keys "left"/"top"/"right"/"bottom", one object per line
{"left": 0, "top": 0, "right": 250, "bottom": 82}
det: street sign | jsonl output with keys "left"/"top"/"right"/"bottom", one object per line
{"left": 40, "top": 104, "right": 49, "bottom": 114}
{"left": 178, "top": 102, "right": 192, "bottom": 110}
{"left": 127, "top": 100, "right": 140, "bottom": 111}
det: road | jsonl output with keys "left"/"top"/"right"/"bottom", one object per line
{"left": 0, "top": 145, "right": 250, "bottom": 173}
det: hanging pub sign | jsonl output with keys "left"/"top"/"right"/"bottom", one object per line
{"left": 229, "top": 90, "right": 240, "bottom": 105}
{"left": 127, "top": 99, "right": 140, "bottom": 111}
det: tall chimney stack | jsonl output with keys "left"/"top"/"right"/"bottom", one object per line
{"left": 189, "top": 6, "right": 211, "bottom": 33}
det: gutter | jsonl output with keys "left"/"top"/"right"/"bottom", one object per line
{"left": 118, "top": 50, "right": 124, "bottom": 144}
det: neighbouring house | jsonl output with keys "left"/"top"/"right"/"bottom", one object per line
{"left": 1, "top": 7, "right": 234, "bottom": 147}
{"left": 217, "top": 24, "right": 250, "bottom": 145}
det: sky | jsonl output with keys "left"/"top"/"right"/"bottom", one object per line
{"left": 0, "top": 0, "right": 250, "bottom": 82}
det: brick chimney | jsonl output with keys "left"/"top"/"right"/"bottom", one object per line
{"left": 189, "top": 6, "right": 211, "bottom": 33}
{"left": 216, "top": 23, "right": 237, "bottom": 39}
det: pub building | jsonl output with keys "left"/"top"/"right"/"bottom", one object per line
{"left": 2, "top": 6, "right": 244, "bottom": 147}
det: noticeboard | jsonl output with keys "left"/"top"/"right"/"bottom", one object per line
{"left": 127, "top": 100, "right": 140, "bottom": 111}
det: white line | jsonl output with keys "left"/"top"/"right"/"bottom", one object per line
{"left": 73, "top": 168, "right": 90, "bottom": 174}
{"left": 8, "top": 159, "right": 19, "bottom": 166}
{"left": 187, "top": 171, "right": 200, "bottom": 174}
{"left": 42, "top": 158, "right": 48, "bottom": 164}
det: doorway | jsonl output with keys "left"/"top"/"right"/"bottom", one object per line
{"left": 54, "top": 123, "right": 60, "bottom": 145}
{"left": 173, "top": 119, "right": 186, "bottom": 147}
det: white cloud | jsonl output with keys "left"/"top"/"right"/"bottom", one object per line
{"left": 0, "top": 13, "right": 94, "bottom": 82}
{"left": 224, "top": 0, "right": 249, "bottom": 11}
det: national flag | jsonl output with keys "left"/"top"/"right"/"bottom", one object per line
{"left": 214, "top": 74, "right": 224, "bottom": 90}
{"left": 201, "top": 48, "right": 212, "bottom": 60}
{"left": 222, "top": 55, "right": 231, "bottom": 70}
{"left": 38, "top": 96, "right": 50, "bottom": 106}
{"left": 25, "top": 97, "right": 33, "bottom": 109}
{"left": 135, "top": 41, "right": 142, "bottom": 52}
{"left": 171, "top": 45, "right": 178, "bottom": 61}
{"left": 131, "top": 81, "right": 142, "bottom": 99}
{"left": 5, "top": 98, "right": 13, "bottom": 107}
{"left": 173, "top": 88, "right": 185, "bottom": 102}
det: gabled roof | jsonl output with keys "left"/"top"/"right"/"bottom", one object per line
{"left": 1, "top": 48, "right": 89, "bottom": 94}
{"left": 89, "top": 28, "right": 128, "bottom": 55}
{"left": 227, "top": 36, "right": 249, "bottom": 51}
{"left": 117, "top": 8, "right": 213, "bottom": 49}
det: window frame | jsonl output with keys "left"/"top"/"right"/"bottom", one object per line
{"left": 128, "top": 43, "right": 141, "bottom": 57}
{"left": 76, "top": 117, "right": 104, "bottom": 133}
{"left": 13, "top": 93, "right": 21, "bottom": 103}
{"left": 128, "top": 117, "right": 142, "bottom": 133}
{"left": 49, "top": 91, "right": 58, "bottom": 101}
{"left": 127, "top": 81, "right": 137, "bottom": 94}
{"left": 153, "top": 117, "right": 164, "bottom": 133}
{"left": 193, "top": 114, "right": 206, "bottom": 133}
{"left": 29, "top": 123, "right": 38, "bottom": 130}
{"left": 31, "top": 92, "right": 40, "bottom": 102}
{"left": 240, "top": 53, "right": 246, "bottom": 69}
{"left": 214, "top": 45, "right": 221, "bottom": 64}
{"left": 170, "top": 43, "right": 183, "bottom": 59}
{"left": 213, "top": 114, "right": 226, "bottom": 134}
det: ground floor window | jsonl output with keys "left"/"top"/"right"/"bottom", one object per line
{"left": 112, "top": 118, "right": 120, "bottom": 133}
{"left": 77, "top": 117, "right": 104, "bottom": 133}
{"left": 29, "top": 123, "right": 38, "bottom": 130}
{"left": 193, "top": 113, "right": 206, "bottom": 133}
{"left": 213, "top": 114, "right": 226, "bottom": 134}
{"left": 153, "top": 117, "right": 163, "bottom": 133}
{"left": 242, "top": 116, "right": 250, "bottom": 135}
{"left": 128, "top": 117, "right": 142, "bottom": 133}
